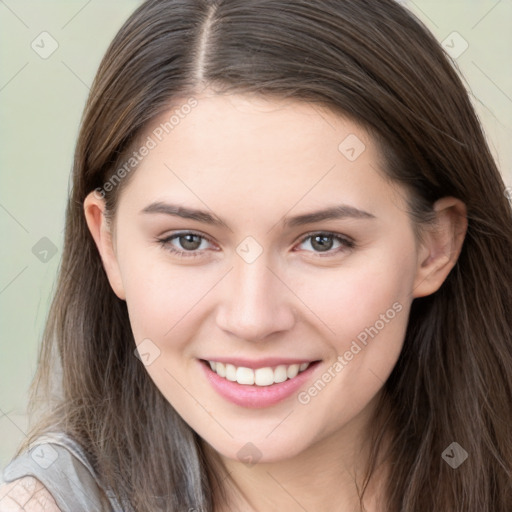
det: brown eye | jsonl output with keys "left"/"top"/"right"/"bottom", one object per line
{"left": 177, "top": 234, "right": 203, "bottom": 251}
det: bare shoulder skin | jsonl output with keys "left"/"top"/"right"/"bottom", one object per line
{"left": 0, "top": 477, "right": 61, "bottom": 512}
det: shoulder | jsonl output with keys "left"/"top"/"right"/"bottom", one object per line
{"left": 2, "top": 432, "right": 124, "bottom": 511}
{"left": 0, "top": 476, "right": 61, "bottom": 511}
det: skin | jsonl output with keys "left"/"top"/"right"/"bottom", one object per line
{"left": 0, "top": 477, "right": 60, "bottom": 511}
{"left": 84, "top": 91, "right": 467, "bottom": 511}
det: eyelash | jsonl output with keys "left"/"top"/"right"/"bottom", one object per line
{"left": 156, "top": 231, "right": 355, "bottom": 259}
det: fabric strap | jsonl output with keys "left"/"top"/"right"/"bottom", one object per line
{"left": 2, "top": 432, "right": 130, "bottom": 512}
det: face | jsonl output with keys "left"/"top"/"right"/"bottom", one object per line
{"left": 86, "top": 92, "right": 441, "bottom": 464}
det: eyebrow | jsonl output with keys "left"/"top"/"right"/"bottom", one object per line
{"left": 140, "top": 201, "right": 376, "bottom": 228}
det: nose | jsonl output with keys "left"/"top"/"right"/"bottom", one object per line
{"left": 215, "top": 256, "right": 296, "bottom": 342}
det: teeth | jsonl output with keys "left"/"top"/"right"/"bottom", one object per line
{"left": 207, "top": 360, "right": 312, "bottom": 386}
{"left": 287, "top": 364, "right": 299, "bottom": 379}
{"left": 236, "top": 367, "right": 254, "bottom": 385}
{"left": 216, "top": 362, "right": 226, "bottom": 378}
{"left": 255, "top": 367, "right": 274, "bottom": 386}
{"left": 273, "top": 365, "right": 288, "bottom": 384}
{"left": 225, "top": 364, "right": 236, "bottom": 382}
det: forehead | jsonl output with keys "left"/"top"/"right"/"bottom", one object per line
{"left": 146, "top": 92, "right": 371, "bottom": 163}
{"left": 116, "top": 93, "right": 403, "bottom": 225}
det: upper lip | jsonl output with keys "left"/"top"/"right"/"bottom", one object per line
{"left": 200, "top": 357, "right": 319, "bottom": 369}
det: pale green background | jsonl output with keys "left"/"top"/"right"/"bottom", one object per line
{"left": 0, "top": 1, "right": 511, "bottom": 482}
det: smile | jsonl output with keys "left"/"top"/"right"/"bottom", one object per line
{"left": 206, "top": 360, "right": 311, "bottom": 386}
{"left": 200, "top": 358, "right": 321, "bottom": 408}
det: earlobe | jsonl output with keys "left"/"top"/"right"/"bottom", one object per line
{"left": 83, "top": 192, "right": 126, "bottom": 300}
{"left": 412, "top": 197, "right": 468, "bottom": 298}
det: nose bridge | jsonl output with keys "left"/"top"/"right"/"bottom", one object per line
{"left": 216, "top": 252, "right": 295, "bottom": 341}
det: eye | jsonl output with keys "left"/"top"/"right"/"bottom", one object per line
{"left": 295, "top": 232, "right": 355, "bottom": 256}
{"left": 156, "top": 231, "right": 215, "bottom": 258}
{"left": 156, "top": 230, "right": 354, "bottom": 259}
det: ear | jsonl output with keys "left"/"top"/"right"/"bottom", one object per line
{"left": 83, "top": 191, "right": 126, "bottom": 300}
{"left": 412, "top": 197, "right": 467, "bottom": 298}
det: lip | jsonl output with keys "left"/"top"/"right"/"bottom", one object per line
{"left": 199, "top": 359, "right": 321, "bottom": 408}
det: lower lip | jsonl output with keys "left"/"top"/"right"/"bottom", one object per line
{"left": 200, "top": 360, "right": 320, "bottom": 408}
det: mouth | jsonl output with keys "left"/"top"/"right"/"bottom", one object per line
{"left": 201, "top": 359, "right": 314, "bottom": 386}
{"left": 199, "top": 358, "right": 321, "bottom": 408}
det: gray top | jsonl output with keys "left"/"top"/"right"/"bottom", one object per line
{"left": 2, "top": 432, "right": 132, "bottom": 512}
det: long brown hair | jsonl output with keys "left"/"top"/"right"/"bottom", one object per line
{"left": 16, "top": 0, "right": 512, "bottom": 510}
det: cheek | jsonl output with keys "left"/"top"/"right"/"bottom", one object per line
{"left": 292, "top": 239, "right": 417, "bottom": 348}
{"left": 292, "top": 240, "right": 416, "bottom": 426}
{"left": 117, "top": 244, "right": 217, "bottom": 346}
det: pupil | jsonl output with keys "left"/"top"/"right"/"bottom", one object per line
{"left": 312, "top": 235, "right": 333, "bottom": 252}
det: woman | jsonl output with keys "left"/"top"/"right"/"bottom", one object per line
{"left": 1, "top": 0, "right": 511, "bottom": 510}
